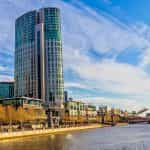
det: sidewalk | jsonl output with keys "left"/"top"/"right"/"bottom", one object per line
{"left": 0, "top": 124, "right": 103, "bottom": 141}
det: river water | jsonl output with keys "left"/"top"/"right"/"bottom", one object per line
{"left": 0, "top": 124, "right": 150, "bottom": 150}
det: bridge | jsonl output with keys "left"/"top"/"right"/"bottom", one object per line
{"left": 128, "top": 116, "right": 150, "bottom": 124}
{"left": 127, "top": 107, "right": 150, "bottom": 124}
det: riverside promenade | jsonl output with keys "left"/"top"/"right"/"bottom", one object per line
{"left": 0, "top": 124, "right": 102, "bottom": 141}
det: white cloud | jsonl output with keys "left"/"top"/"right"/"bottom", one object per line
{"left": 59, "top": 1, "right": 150, "bottom": 55}
{"left": 65, "top": 82, "right": 88, "bottom": 89}
{"left": 140, "top": 47, "right": 150, "bottom": 68}
{"left": 0, "top": 75, "right": 14, "bottom": 82}
{"left": 0, "top": 66, "right": 8, "bottom": 71}
{"left": 64, "top": 48, "right": 150, "bottom": 97}
{"left": 1, "top": 0, "right": 150, "bottom": 57}
{"left": 81, "top": 97, "right": 146, "bottom": 111}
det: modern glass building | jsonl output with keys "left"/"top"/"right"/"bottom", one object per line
{"left": 0, "top": 82, "right": 14, "bottom": 99}
{"left": 15, "top": 8, "right": 64, "bottom": 108}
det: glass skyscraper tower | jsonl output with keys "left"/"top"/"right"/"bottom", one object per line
{"left": 15, "top": 8, "right": 64, "bottom": 108}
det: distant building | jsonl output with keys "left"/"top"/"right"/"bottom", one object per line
{"left": 114, "top": 109, "right": 121, "bottom": 115}
{"left": 123, "top": 110, "right": 128, "bottom": 118}
{"left": 65, "top": 100, "right": 86, "bottom": 118}
{"left": 0, "top": 82, "right": 14, "bottom": 99}
{"left": 15, "top": 7, "right": 64, "bottom": 108}
{"left": 64, "top": 91, "right": 68, "bottom": 102}
{"left": 68, "top": 97, "right": 73, "bottom": 101}
{"left": 85, "top": 105, "right": 97, "bottom": 117}
{"left": 98, "top": 106, "right": 107, "bottom": 115}
{"left": 85, "top": 105, "right": 97, "bottom": 122}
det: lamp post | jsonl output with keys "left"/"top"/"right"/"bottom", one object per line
{"left": 110, "top": 108, "right": 115, "bottom": 126}
{"left": 99, "top": 106, "right": 107, "bottom": 124}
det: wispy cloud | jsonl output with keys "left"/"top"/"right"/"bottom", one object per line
{"left": 82, "top": 97, "right": 146, "bottom": 111}
{"left": 64, "top": 47, "right": 150, "bottom": 96}
{"left": 65, "top": 82, "right": 88, "bottom": 89}
{"left": 0, "top": 75, "right": 13, "bottom": 82}
{"left": 0, "top": 66, "right": 8, "bottom": 71}
{"left": 60, "top": 1, "right": 149, "bottom": 55}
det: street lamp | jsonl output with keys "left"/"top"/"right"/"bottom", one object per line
{"left": 99, "top": 106, "right": 107, "bottom": 124}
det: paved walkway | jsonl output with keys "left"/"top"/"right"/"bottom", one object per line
{"left": 0, "top": 124, "right": 102, "bottom": 141}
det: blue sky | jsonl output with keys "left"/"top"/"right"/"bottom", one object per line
{"left": 1, "top": 0, "right": 150, "bottom": 110}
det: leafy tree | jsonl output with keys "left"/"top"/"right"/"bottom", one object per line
{"left": 0, "top": 105, "right": 5, "bottom": 122}
{"left": 0, "top": 105, "right": 5, "bottom": 131}
{"left": 5, "top": 105, "right": 17, "bottom": 131}
{"left": 16, "top": 107, "right": 28, "bottom": 129}
{"left": 26, "top": 108, "right": 36, "bottom": 122}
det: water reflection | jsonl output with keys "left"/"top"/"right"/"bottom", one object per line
{"left": 50, "top": 134, "right": 55, "bottom": 140}
{"left": 65, "top": 133, "right": 73, "bottom": 140}
{"left": 0, "top": 124, "right": 150, "bottom": 150}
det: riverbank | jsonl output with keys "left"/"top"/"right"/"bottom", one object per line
{"left": 0, "top": 124, "right": 103, "bottom": 141}
{"left": 0, "top": 124, "right": 146, "bottom": 150}
{"left": 116, "top": 123, "right": 128, "bottom": 127}
{"left": 0, "top": 123, "right": 129, "bottom": 141}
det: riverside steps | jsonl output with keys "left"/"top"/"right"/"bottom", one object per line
{"left": 0, "top": 124, "right": 103, "bottom": 141}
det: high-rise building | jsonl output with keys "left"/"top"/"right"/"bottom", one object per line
{"left": 15, "top": 8, "right": 64, "bottom": 108}
{"left": 0, "top": 82, "right": 14, "bottom": 99}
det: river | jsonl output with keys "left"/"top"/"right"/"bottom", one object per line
{"left": 0, "top": 124, "right": 150, "bottom": 150}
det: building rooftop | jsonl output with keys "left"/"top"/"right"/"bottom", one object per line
{"left": 0, "top": 81, "right": 14, "bottom": 84}
{"left": 0, "top": 97, "right": 43, "bottom": 102}
{"left": 68, "top": 100, "right": 85, "bottom": 104}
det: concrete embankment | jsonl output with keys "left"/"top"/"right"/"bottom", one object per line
{"left": 0, "top": 124, "right": 102, "bottom": 141}
{"left": 116, "top": 123, "right": 128, "bottom": 127}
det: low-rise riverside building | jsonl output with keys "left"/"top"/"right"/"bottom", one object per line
{"left": 113, "top": 108, "right": 121, "bottom": 122}
{"left": 97, "top": 106, "right": 108, "bottom": 123}
{"left": 85, "top": 105, "right": 97, "bottom": 122}
{"left": 64, "top": 100, "right": 86, "bottom": 122}
{"left": 0, "top": 82, "right": 14, "bottom": 99}
{"left": 97, "top": 106, "right": 128, "bottom": 123}
{"left": 0, "top": 97, "right": 47, "bottom": 129}
{"left": 123, "top": 111, "right": 128, "bottom": 118}
{"left": 0, "top": 97, "right": 44, "bottom": 109}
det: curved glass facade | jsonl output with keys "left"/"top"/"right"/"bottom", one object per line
{"left": 15, "top": 11, "right": 37, "bottom": 97}
{"left": 15, "top": 11, "right": 36, "bottom": 48}
{"left": 15, "top": 8, "right": 64, "bottom": 108}
{"left": 44, "top": 8, "right": 61, "bottom": 40}
{"left": 44, "top": 8, "right": 64, "bottom": 106}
